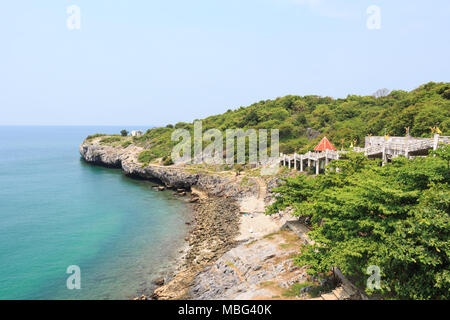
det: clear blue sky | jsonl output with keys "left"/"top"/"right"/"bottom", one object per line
{"left": 1, "top": 0, "right": 449, "bottom": 126}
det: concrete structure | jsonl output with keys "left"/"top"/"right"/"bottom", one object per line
{"left": 364, "top": 134, "right": 449, "bottom": 162}
{"left": 280, "top": 134, "right": 449, "bottom": 174}
{"left": 280, "top": 150, "right": 344, "bottom": 175}
{"left": 130, "top": 130, "right": 144, "bottom": 137}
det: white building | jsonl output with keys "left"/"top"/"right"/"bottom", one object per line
{"left": 130, "top": 130, "right": 143, "bottom": 137}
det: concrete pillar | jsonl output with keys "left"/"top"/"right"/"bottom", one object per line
{"left": 288, "top": 157, "right": 291, "bottom": 169}
{"left": 433, "top": 134, "right": 440, "bottom": 151}
{"left": 300, "top": 155, "right": 303, "bottom": 172}
{"left": 294, "top": 153, "right": 297, "bottom": 170}
{"left": 315, "top": 160, "right": 320, "bottom": 175}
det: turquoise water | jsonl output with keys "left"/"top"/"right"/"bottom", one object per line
{"left": 0, "top": 126, "right": 191, "bottom": 299}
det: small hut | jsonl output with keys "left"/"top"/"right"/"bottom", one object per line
{"left": 314, "top": 137, "right": 336, "bottom": 152}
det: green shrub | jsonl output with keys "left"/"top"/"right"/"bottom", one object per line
{"left": 138, "top": 150, "right": 153, "bottom": 163}
{"left": 85, "top": 133, "right": 106, "bottom": 141}
{"left": 121, "top": 141, "right": 132, "bottom": 148}
{"left": 100, "top": 136, "right": 121, "bottom": 144}
{"left": 162, "top": 155, "right": 173, "bottom": 166}
{"left": 268, "top": 153, "right": 450, "bottom": 299}
{"left": 282, "top": 282, "right": 316, "bottom": 297}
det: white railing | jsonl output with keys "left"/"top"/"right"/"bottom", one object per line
{"left": 280, "top": 135, "right": 448, "bottom": 171}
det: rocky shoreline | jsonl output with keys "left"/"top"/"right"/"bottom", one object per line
{"left": 80, "top": 139, "right": 369, "bottom": 301}
{"left": 151, "top": 195, "right": 241, "bottom": 299}
{"left": 79, "top": 140, "right": 259, "bottom": 299}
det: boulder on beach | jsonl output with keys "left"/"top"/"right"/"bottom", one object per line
{"left": 153, "top": 278, "right": 165, "bottom": 286}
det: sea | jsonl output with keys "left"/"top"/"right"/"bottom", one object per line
{"left": 0, "top": 126, "right": 191, "bottom": 299}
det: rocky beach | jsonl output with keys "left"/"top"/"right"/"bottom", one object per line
{"left": 79, "top": 138, "right": 298, "bottom": 299}
{"left": 79, "top": 138, "right": 358, "bottom": 300}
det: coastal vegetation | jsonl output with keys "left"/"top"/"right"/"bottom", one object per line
{"left": 90, "top": 82, "right": 449, "bottom": 164}
{"left": 80, "top": 82, "right": 450, "bottom": 300}
{"left": 85, "top": 133, "right": 107, "bottom": 141}
{"left": 99, "top": 136, "right": 121, "bottom": 144}
{"left": 267, "top": 150, "right": 450, "bottom": 300}
{"left": 121, "top": 141, "right": 132, "bottom": 148}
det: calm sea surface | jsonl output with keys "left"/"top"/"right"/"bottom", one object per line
{"left": 0, "top": 126, "right": 190, "bottom": 299}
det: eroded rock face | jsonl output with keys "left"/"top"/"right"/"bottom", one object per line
{"left": 190, "top": 230, "right": 307, "bottom": 300}
{"left": 79, "top": 142, "right": 257, "bottom": 197}
{"left": 79, "top": 143, "right": 124, "bottom": 168}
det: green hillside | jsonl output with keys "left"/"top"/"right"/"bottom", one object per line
{"left": 90, "top": 81, "right": 450, "bottom": 164}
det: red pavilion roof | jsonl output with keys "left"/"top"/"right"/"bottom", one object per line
{"left": 314, "top": 137, "right": 336, "bottom": 152}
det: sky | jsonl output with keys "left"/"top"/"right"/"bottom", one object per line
{"left": 0, "top": 0, "right": 449, "bottom": 126}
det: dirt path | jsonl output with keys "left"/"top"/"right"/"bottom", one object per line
{"left": 236, "top": 177, "right": 290, "bottom": 241}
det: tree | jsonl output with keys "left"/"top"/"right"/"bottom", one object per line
{"left": 432, "top": 144, "right": 450, "bottom": 169}
{"left": 294, "top": 113, "right": 307, "bottom": 126}
{"left": 120, "top": 130, "right": 128, "bottom": 137}
{"left": 267, "top": 154, "right": 450, "bottom": 299}
{"left": 244, "top": 109, "right": 259, "bottom": 126}
{"left": 372, "top": 88, "right": 390, "bottom": 98}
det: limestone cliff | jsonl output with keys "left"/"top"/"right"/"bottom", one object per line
{"left": 79, "top": 140, "right": 257, "bottom": 198}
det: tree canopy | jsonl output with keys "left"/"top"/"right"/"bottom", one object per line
{"left": 133, "top": 81, "right": 449, "bottom": 161}
{"left": 267, "top": 152, "right": 450, "bottom": 299}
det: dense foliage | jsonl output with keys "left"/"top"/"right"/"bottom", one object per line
{"left": 267, "top": 151, "right": 450, "bottom": 299}
{"left": 129, "top": 82, "right": 449, "bottom": 162}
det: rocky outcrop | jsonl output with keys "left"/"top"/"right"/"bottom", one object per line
{"left": 190, "top": 230, "right": 308, "bottom": 300}
{"left": 152, "top": 195, "right": 241, "bottom": 300}
{"left": 79, "top": 141, "right": 257, "bottom": 197}
{"left": 79, "top": 143, "right": 125, "bottom": 168}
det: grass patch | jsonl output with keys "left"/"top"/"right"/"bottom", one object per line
{"left": 100, "top": 136, "right": 121, "bottom": 144}
{"left": 121, "top": 141, "right": 132, "bottom": 148}
{"left": 260, "top": 281, "right": 275, "bottom": 287}
{"left": 278, "top": 231, "right": 302, "bottom": 249}
{"left": 263, "top": 231, "right": 281, "bottom": 240}
{"left": 85, "top": 133, "right": 106, "bottom": 141}
{"left": 239, "top": 176, "right": 256, "bottom": 187}
{"left": 246, "top": 240, "right": 258, "bottom": 247}
{"left": 138, "top": 150, "right": 154, "bottom": 164}
{"left": 281, "top": 282, "right": 315, "bottom": 298}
